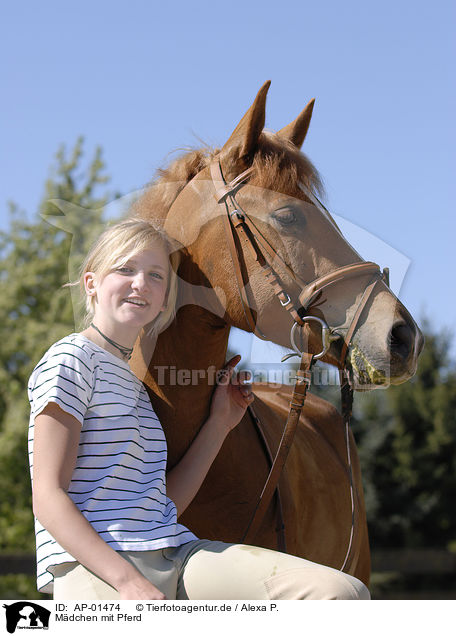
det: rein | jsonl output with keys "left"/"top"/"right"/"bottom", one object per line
{"left": 209, "top": 159, "right": 389, "bottom": 570}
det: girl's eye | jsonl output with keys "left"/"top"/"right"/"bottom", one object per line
{"left": 149, "top": 272, "right": 164, "bottom": 280}
{"left": 116, "top": 266, "right": 133, "bottom": 273}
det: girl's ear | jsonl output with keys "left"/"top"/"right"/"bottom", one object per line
{"left": 84, "top": 271, "right": 97, "bottom": 296}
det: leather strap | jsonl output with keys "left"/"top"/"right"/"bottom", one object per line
{"left": 339, "top": 275, "right": 380, "bottom": 366}
{"left": 247, "top": 404, "right": 287, "bottom": 552}
{"left": 298, "top": 261, "right": 381, "bottom": 311}
{"left": 339, "top": 369, "right": 356, "bottom": 571}
{"left": 242, "top": 352, "right": 315, "bottom": 545}
{"left": 212, "top": 166, "right": 254, "bottom": 203}
{"left": 211, "top": 161, "right": 305, "bottom": 329}
{"left": 211, "top": 161, "right": 265, "bottom": 336}
{"left": 221, "top": 205, "right": 259, "bottom": 334}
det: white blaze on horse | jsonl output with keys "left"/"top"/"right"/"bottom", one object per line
{"left": 129, "top": 81, "right": 423, "bottom": 586}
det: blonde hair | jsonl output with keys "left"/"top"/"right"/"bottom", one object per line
{"left": 76, "top": 219, "right": 180, "bottom": 338}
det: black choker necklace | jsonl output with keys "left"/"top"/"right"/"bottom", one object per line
{"left": 90, "top": 323, "right": 133, "bottom": 360}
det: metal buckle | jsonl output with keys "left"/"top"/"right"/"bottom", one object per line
{"left": 290, "top": 370, "right": 312, "bottom": 387}
{"left": 289, "top": 316, "right": 338, "bottom": 361}
{"left": 230, "top": 209, "right": 245, "bottom": 221}
{"left": 279, "top": 292, "right": 292, "bottom": 307}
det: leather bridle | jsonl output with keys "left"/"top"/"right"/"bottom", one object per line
{"left": 210, "top": 160, "right": 388, "bottom": 359}
{"left": 209, "top": 159, "right": 390, "bottom": 571}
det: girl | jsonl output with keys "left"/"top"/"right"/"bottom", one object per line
{"left": 28, "top": 219, "right": 369, "bottom": 600}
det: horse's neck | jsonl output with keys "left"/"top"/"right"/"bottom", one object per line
{"left": 133, "top": 304, "right": 230, "bottom": 468}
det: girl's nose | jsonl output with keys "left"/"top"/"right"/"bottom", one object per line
{"left": 131, "top": 272, "right": 147, "bottom": 290}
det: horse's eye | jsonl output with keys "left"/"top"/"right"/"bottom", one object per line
{"left": 273, "top": 208, "right": 297, "bottom": 226}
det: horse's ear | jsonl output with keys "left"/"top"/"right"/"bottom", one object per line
{"left": 220, "top": 80, "right": 271, "bottom": 161}
{"left": 277, "top": 98, "right": 315, "bottom": 148}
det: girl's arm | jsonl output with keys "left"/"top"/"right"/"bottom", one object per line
{"left": 32, "top": 401, "right": 166, "bottom": 600}
{"left": 166, "top": 355, "right": 253, "bottom": 516}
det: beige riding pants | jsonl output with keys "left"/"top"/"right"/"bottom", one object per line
{"left": 52, "top": 540, "right": 370, "bottom": 600}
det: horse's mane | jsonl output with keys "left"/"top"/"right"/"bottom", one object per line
{"left": 132, "top": 131, "right": 324, "bottom": 221}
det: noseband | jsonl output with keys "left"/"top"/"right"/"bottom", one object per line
{"left": 209, "top": 159, "right": 390, "bottom": 570}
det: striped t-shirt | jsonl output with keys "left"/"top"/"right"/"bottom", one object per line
{"left": 28, "top": 333, "right": 197, "bottom": 594}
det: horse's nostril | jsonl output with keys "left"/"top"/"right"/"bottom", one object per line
{"left": 389, "top": 322, "right": 414, "bottom": 360}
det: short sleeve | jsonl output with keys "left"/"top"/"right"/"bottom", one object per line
{"left": 28, "top": 341, "right": 94, "bottom": 426}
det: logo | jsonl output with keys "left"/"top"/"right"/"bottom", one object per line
{"left": 3, "top": 603, "right": 50, "bottom": 634}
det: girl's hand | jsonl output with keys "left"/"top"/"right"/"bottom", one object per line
{"left": 117, "top": 573, "right": 166, "bottom": 600}
{"left": 209, "top": 355, "right": 254, "bottom": 433}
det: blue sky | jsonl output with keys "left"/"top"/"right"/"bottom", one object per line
{"left": 1, "top": 0, "right": 455, "bottom": 358}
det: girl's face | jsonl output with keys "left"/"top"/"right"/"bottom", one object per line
{"left": 85, "top": 245, "right": 170, "bottom": 333}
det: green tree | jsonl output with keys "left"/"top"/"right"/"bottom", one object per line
{"left": 0, "top": 139, "right": 116, "bottom": 597}
{"left": 352, "top": 323, "right": 456, "bottom": 550}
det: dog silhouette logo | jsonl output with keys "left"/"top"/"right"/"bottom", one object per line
{"left": 3, "top": 602, "right": 50, "bottom": 633}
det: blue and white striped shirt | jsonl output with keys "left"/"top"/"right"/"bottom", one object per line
{"left": 28, "top": 333, "right": 197, "bottom": 594}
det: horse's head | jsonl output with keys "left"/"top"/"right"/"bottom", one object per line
{"left": 134, "top": 81, "right": 423, "bottom": 390}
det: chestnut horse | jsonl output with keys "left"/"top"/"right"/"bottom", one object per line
{"left": 130, "top": 82, "right": 423, "bottom": 586}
